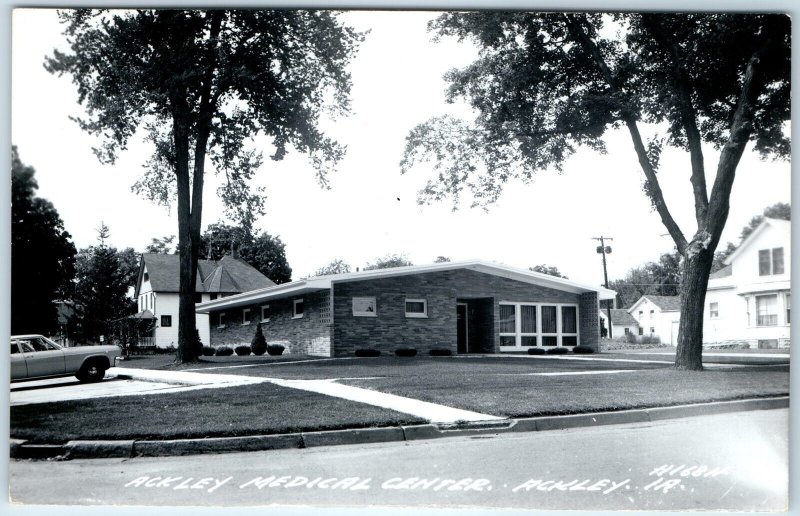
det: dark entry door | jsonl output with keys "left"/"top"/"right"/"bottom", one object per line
{"left": 457, "top": 303, "right": 468, "bottom": 353}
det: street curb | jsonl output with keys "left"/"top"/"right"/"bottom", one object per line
{"left": 10, "top": 396, "right": 788, "bottom": 460}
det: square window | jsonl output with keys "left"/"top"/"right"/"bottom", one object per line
{"left": 293, "top": 299, "right": 304, "bottom": 319}
{"left": 261, "top": 305, "right": 270, "bottom": 323}
{"left": 160, "top": 315, "right": 172, "bottom": 327}
{"left": 405, "top": 299, "right": 427, "bottom": 318}
{"left": 242, "top": 308, "right": 251, "bottom": 325}
{"left": 521, "top": 336, "right": 537, "bottom": 347}
{"left": 352, "top": 297, "right": 377, "bottom": 317}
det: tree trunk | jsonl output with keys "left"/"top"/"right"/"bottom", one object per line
{"left": 173, "top": 106, "right": 199, "bottom": 365}
{"left": 674, "top": 245, "right": 714, "bottom": 370}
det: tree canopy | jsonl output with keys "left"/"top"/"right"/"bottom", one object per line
{"left": 47, "top": 9, "right": 363, "bottom": 361}
{"left": 364, "top": 253, "right": 414, "bottom": 271}
{"left": 199, "top": 222, "right": 292, "bottom": 284}
{"left": 11, "top": 146, "right": 77, "bottom": 335}
{"left": 401, "top": 12, "right": 790, "bottom": 370}
{"left": 529, "top": 264, "right": 568, "bottom": 279}
{"left": 608, "top": 251, "right": 682, "bottom": 308}
{"left": 313, "top": 259, "right": 352, "bottom": 277}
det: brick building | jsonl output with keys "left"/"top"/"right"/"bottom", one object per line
{"left": 196, "top": 261, "right": 615, "bottom": 356}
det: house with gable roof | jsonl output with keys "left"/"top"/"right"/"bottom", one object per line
{"left": 704, "top": 217, "right": 790, "bottom": 348}
{"left": 133, "top": 253, "right": 275, "bottom": 348}
{"left": 598, "top": 308, "right": 641, "bottom": 339}
{"left": 627, "top": 295, "right": 682, "bottom": 345}
{"left": 196, "top": 260, "right": 616, "bottom": 357}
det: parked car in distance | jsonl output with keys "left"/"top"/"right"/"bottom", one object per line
{"left": 10, "top": 334, "right": 122, "bottom": 383}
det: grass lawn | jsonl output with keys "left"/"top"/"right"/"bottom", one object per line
{"left": 11, "top": 355, "right": 788, "bottom": 444}
{"left": 10, "top": 382, "right": 425, "bottom": 444}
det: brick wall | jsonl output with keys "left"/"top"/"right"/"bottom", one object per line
{"left": 332, "top": 269, "right": 582, "bottom": 356}
{"left": 208, "top": 290, "right": 332, "bottom": 356}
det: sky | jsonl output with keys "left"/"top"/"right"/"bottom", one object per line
{"left": 10, "top": 8, "right": 792, "bottom": 286}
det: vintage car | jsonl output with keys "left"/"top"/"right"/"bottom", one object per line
{"left": 10, "top": 334, "right": 122, "bottom": 383}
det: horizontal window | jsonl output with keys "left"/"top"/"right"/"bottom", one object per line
{"left": 405, "top": 299, "right": 427, "bottom": 318}
{"left": 353, "top": 297, "right": 377, "bottom": 317}
{"left": 499, "top": 302, "right": 578, "bottom": 348}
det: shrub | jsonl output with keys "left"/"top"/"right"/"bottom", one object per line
{"left": 215, "top": 346, "right": 234, "bottom": 357}
{"left": 267, "top": 344, "right": 285, "bottom": 356}
{"left": 202, "top": 346, "right": 216, "bottom": 356}
{"left": 251, "top": 324, "right": 267, "bottom": 356}
{"left": 355, "top": 348, "right": 381, "bottom": 357}
{"left": 194, "top": 329, "right": 204, "bottom": 358}
{"left": 573, "top": 346, "right": 595, "bottom": 354}
{"left": 546, "top": 347, "right": 570, "bottom": 355}
{"left": 235, "top": 345, "right": 252, "bottom": 356}
{"left": 625, "top": 332, "right": 639, "bottom": 344}
{"left": 527, "top": 347, "right": 546, "bottom": 355}
{"left": 395, "top": 347, "right": 418, "bottom": 357}
{"left": 429, "top": 348, "right": 453, "bottom": 356}
{"left": 640, "top": 335, "right": 662, "bottom": 345}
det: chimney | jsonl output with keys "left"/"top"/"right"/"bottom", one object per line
{"left": 230, "top": 241, "right": 239, "bottom": 259}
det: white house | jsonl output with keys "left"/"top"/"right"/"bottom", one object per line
{"left": 598, "top": 309, "right": 641, "bottom": 339}
{"left": 704, "top": 217, "right": 790, "bottom": 349}
{"left": 133, "top": 253, "right": 275, "bottom": 348}
{"left": 627, "top": 295, "right": 682, "bottom": 345}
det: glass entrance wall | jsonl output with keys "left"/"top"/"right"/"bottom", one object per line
{"left": 498, "top": 302, "right": 579, "bottom": 350}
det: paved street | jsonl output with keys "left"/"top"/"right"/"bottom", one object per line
{"left": 9, "top": 408, "right": 787, "bottom": 511}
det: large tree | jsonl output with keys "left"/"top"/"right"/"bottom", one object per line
{"left": 11, "top": 146, "right": 77, "bottom": 335}
{"left": 47, "top": 10, "right": 362, "bottom": 362}
{"left": 401, "top": 13, "right": 790, "bottom": 370}
{"left": 199, "top": 221, "right": 292, "bottom": 284}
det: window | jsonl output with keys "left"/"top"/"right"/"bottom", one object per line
{"left": 649, "top": 309, "right": 654, "bottom": 319}
{"left": 193, "top": 293, "right": 202, "bottom": 304}
{"left": 624, "top": 328, "right": 631, "bottom": 335}
{"left": 786, "top": 294, "right": 791, "bottom": 325}
{"left": 759, "top": 248, "right": 785, "bottom": 276}
{"left": 405, "top": 299, "right": 427, "bottom": 318}
{"left": 709, "top": 302, "right": 719, "bottom": 319}
{"left": 499, "top": 302, "right": 578, "bottom": 349}
{"left": 143, "top": 272, "right": 149, "bottom": 282}
{"left": 638, "top": 327, "right": 644, "bottom": 336}
{"left": 638, "top": 310, "right": 643, "bottom": 320}
{"left": 261, "top": 305, "right": 270, "bottom": 323}
{"left": 210, "top": 293, "right": 218, "bottom": 301}
{"left": 650, "top": 327, "right": 655, "bottom": 334}
{"left": 242, "top": 308, "right": 251, "bottom": 325}
{"left": 218, "top": 312, "right": 226, "bottom": 328}
{"left": 756, "top": 295, "right": 778, "bottom": 326}
{"left": 293, "top": 299, "right": 304, "bottom": 319}
{"left": 161, "top": 315, "right": 172, "bottom": 327}
{"left": 352, "top": 297, "right": 377, "bottom": 317}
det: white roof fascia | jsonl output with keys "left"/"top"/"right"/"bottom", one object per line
{"left": 195, "top": 277, "right": 332, "bottom": 313}
{"left": 327, "top": 260, "right": 617, "bottom": 300}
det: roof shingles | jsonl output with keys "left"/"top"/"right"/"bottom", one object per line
{"left": 141, "top": 253, "right": 275, "bottom": 294}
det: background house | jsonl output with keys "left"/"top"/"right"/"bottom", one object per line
{"left": 627, "top": 295, "right": 681, "bottom": 345}
{"left": 133, "top": 253, "right": 275, "bottom": 348}
{"left": 598, "top": 308, "right": 641, "bottom": 339}
{"left": 704, "top": 218, "right": 790, "bottom": 349}
{"left": 196, "top": 260, "right": 616, "bottom": 356}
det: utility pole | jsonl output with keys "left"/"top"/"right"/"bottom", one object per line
{"left": 593, "top": 236, "right": 614, "bottom": 339}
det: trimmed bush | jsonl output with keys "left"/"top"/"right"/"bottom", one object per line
{"left": 527, "top": 347, "right": 547, "bottom": 355}
{"left": 355, "top": 348, "right": 381, "bottom": 357}
{"left": 429, "top": 348, "right": 453, "bottom": 356}
{"left": 573, "top": 346, "right": 595, "bottom": 354}
{"left": 546, "top": 347, "right": 570, "bottom": 355}
{"left": 395, "top": 347, "right": 418, "bottom": 357}
{"left": 267, "top": 344, "right": 285, "bottom": 356}
{"left": 194, "top": 329, "right": 204, "bottom": 358}
{"left": 235, "top": 345, "right": 252, "bottom": 356}
{"left": 251, "top": 324, "right": 267, "bottom": 356}
{"left": 202, "top": 346, "right": 216, "bottom": 357}
{"left": 215, "top": 346, "right": 234, "bottom": 357}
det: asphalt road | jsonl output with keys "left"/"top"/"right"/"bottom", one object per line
{"left": 9, "top": 408, "right": 787, "bottom": 512}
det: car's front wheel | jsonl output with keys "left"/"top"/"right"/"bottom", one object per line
{"left": 76, "top": 360, "right": 106, "bottom": 383}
